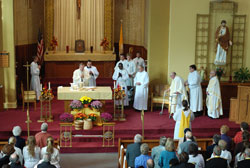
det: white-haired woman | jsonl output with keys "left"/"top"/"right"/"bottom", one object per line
{"left": 41, "top": 136, "right": 60, "bottom": 168}
{"left": 23, "top": 136, "right": 41, "bottom": 168}
{"left": 12, "top": 126, "right": 25, "bottom": 150}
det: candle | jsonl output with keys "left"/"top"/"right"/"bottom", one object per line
{"left": 113, "top": 81, "right": 115, "bottom": 89}
{"left": 40, "top": 84, "right": 42, "bottom": 91}
{"left": 48, "top": 82, "right": 51, "bottom": 90}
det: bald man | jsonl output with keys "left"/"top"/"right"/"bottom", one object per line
{"left": 206, "top": 70, "right": 223, "bottom": 119}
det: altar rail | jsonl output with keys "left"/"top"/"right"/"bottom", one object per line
{"left": 118, "top": 138, "right": 213, "bottom": 168}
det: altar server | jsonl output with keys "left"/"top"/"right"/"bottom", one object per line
{"left": 169, "top": 72, "right": 188, "bottom": 115}
{"left": 84, "top": 60, "right": 99, "bottom": 87}
{"left": 185, "top": 65, "right": 203, "bottom": 117}
{"left": 126, "top": 54, "right": 136, "bottom": 100}
{"left": 133, "top": 65, "right": 149, "bottom": 111}
{"left": 72, "top": 63, "right": 85, "bottom": 84}
{"left": 112, "top": 63, "right": 129, "bottom": 106}
{"left": 30, "top": 56, "right": 41, "bottom": 100}
{"left": 115, "top": 54, "right": 128, "bottom": 70}
{"left": 206, "top": 70, "right": 223, "bottom": 119}
{"left": 173, "top": 100, "right": 195, "bottom": 140}
{"left": 133, "top": 52, "right": 145, "bottom": 72}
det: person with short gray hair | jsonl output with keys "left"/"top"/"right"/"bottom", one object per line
{"left": 126, "top": 134, "right": 142, "bottom": 168}
{"left": 206, "top": 145, "right": 227, "bottom": 168}
{"left": 135, "top": 143, "right": 152, "bottom": 168}
{"left": 12, "top": 126, "right": 26, "bottom": 150}
{"left": 35, "top": 123, "right": 52, "bottom": 148}
{"left": 9, "top": 153, "right": 23, "bottom": 168}
{"left": 151, "top": 136, "right": 167, "bottom": 168}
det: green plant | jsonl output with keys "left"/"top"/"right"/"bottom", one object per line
{"left": 234, "top": 67, "right": 250, "bottom": 83}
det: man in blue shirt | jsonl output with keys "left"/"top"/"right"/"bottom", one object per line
{"left": 135, "top": 143, "right": 152, "bottom": 168}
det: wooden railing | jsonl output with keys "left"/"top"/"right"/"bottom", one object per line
{"left": 118, "top": 138, "right": 213, "bottom": 168}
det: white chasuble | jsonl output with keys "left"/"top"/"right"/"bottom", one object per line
{"left": 112, "top": 69, "right": 129, "bottom": 106}
{"left": 206, "top": 76, "right": 223, "bottom": 119}
{"left": 30, "top": 62, "right": 41, "bottom": 100}
{"left": 72, "top": 69, "right": 86, "bottom": 84}
{"left": 188, "top": 71, "right": 203, "bottom": 113}
{"left": 84, "top": 66, "right": 99, "bottom": 87}
{"left": 170, "top": 76, "right": 188, "bottom": 113}
{"left": 133, "top": 71, "right": 149, "bottom": 110}
{"left": 133, "top": 57, "right": 145, "bottom": 72}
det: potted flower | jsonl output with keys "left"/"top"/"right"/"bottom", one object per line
{"left": 88, "top": 113, "right": 97, "bottom": 121}
{"left": 100, "top": 112, "right": 113, "bottom": 122}
{"left": 216, "top": 67, "right": 224, "bottom": 81}
{"left": 74, "top": 113, "right": 87, "bottom": 130}
{"left": 91, "top": 101, "right": 103, "bottom": 112}
{"left": 80, "top": 96, "right": 92, "bottom": 108}
{"left": 70, "top": 100, "right": 83, "bottom": 112}
{"left": 59, "top": 113, "right": 74, "bottom": 123}
{"left": 234, "top": 67, "right": 250, "bottom": 83}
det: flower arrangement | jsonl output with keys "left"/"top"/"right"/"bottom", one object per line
{"left": 80, "top": 96, "right": 92, "bottom": 105}
{"left": 40, "top": 87, "right": 54, "bottom": 100}
{"left": 70, "top": 100, "right": 83, "bottom": 110}
{"left": 100, "top": 112, "right": 113, "bottom": 122}
{"left": 216, "top": 67, "right": 225, "bottom": 80}
{"left": 59, "top": 113, "right": 74, "bottom": 123}
{"left": 74, "top": 113, "right": 87, "bottom": 120}
{"left": 91, "top": 101, "right": 103, "bottom": 109}
{"left": 50, "top": 36, "right": 58, "bottom": 50}
{"left": 88, "top": 113, "right": 97, "bottom": 121}
{"left": 114, "top": 85, "right": 126, "bottom": 100}
{"left": 100, "top": 37, "right": 109, "bottom": 50}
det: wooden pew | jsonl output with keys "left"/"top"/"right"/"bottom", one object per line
{"left": 118, "top": 138, "right": 213, "bottom": 168}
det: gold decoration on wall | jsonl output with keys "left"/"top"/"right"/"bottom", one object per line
{"left": 104, "top": 0, "right": 113, "bottom": 49}
{"left": 45, "top": 0, "right": 54, "bottom": 51}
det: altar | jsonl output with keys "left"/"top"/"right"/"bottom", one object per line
{"left": 57, "top": 86, "right": 113, "bottom": 112}
{"left": 44, "top": 51, "right": 116, "bottom": 79}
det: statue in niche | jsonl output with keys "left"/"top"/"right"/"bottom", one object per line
{"left": 214, "top": 20, "right": 232, "bottom": 65}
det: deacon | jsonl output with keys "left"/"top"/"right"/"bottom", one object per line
{"left": 112, "top": 63, "right": 129, "bottom": 106}
{"left": 72, "top": 63, "right": 86, "bottom": 84}
{"left": 84, "top": 60, "right": 99, "bottom": 86}
{"left": 133, "top": 65, "right": 149, "bottom": 111}
{"left": 206, "top": 70, "right": 223, "bottom": 119}
{"left": 185, "top": 65, "right": 203, "bottom": 117}
{"left": 115, "top": 54, "right": 128, "bottom": 70}
{"left": 126, "top": 54, "right": 136, "bottom": 100}
{"left": 133, "top": 52, "right": 145, "bottom": 72}
{"left": 30, "top": 56, "right": 41, "bottom": 101}
{"left": 168, "top": 72, "right": 188, "bottom": 116}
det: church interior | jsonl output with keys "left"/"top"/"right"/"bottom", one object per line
{"left": 1, "top": 0, "right": 250, "bottom": 168}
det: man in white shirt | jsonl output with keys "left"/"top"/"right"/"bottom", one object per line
{"left": 133, "top": 52, "right": 145, "bottom": 72}
{"left": 30, "top": 56, "right": 41, "bottom": 100}
{"left": 84, "top": 60, "right": 99, "bottom": 87}
{"left": 115, "top": 54, "right": 128, "bottom": 71}
{"left": 72, "top": 63, "right": 85, "bottom": 84}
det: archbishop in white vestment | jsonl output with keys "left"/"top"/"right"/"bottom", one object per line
{"left": 133, "top": 66, "right": 149, "bottom": 111}
{"left": 112, "top": 63, "right": 129, "bottom": 106}
{"left": 169, "top": 72, "right": 188, "bottom": 114}
{"left": 186, "top": 65, "right": 203, "bottom": 116}
{"left": 84, "top": 61, "right": 99, "bottom": 87}
{"left": 133, "top": 52, "right": 145, "bottom": 72}
{"left": 30, "top": 56, "right": 41, "bottom": 100}
{"left": 206, "top": 70, "right": 223, "bottom": 119}
{"left": 72, "top": 63, "right": 87, "bottom": 85}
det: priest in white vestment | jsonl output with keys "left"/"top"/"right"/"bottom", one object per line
{"left": 126, "top": 54, "right": 136, "bottom": 100}
{"left": 185, "top": 65, "right": 203, "bottom": 117}
{"left": 206, "top": 70, "right": 223, "bottom": 119}
{"left": 115, "top": 54, "right": 128, "bottom": 71}
{"left": 84, "top": 60, "right": 99, "bottom": 87}
{"left": 30, "top": 56, "right": 41, "bottom": 100}
{"left": 112, "top": 63, "right": 129, "bottom": 106}
{"left": 168, "top": 72, "right": 188, "bottom": 115}
{"left": 72, "top": 63, "right": 86, "bottom": 84}
{"left": 133, "top": 65, "right": 149, "bottom": 111}
{"left": 133, "top": 52, "right": 145, "bottom": 72}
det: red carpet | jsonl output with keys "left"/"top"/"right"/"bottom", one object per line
{"left": 0, "top": 98, "right": 240, "bottom": 153}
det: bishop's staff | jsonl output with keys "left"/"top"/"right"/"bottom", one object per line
{"left": 23, "top": 61, "right": 32, "bottom": 137}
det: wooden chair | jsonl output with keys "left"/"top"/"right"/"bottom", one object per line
{"left": 21, "top": 82, "right": 36, "bottom": 111}
{"left": 150, "top": 84, "right": 170, "bottom": 112}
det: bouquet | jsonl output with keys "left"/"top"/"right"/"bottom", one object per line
{"left": 70, "top": 100, "right": 83, "bottom": 110}
{"left": 88, "top": 113, "right": 97, "bottom": 121}
{"left": 114, "top": 85, "right": 126, "bottom": 100}
{"left": 41, "top": 87, "right": 54, "bottom": 100}
{"left": 74, "top": 113, "right": 87, "bottom": 120}
{"left": 100, "top": 37, "right": 109, "bottom": 50}
{"left": 50, "top": 36, "right": 58, "bottom": 50}
{"left": 216, "top": 67, "right": 225, "bottom": 80}
{"left": 80, "top": 96, "right": 92, "bottom": 105}
{"left": 100, "top": 112, "right": 113, "bottom": 122}
{"left": 59, "top": 113, "right": 74, "bottom": 123}
{"left": 91, "top": 101, "right": 103, "bottom": 109}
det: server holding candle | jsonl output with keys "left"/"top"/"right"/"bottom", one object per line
{"left": 30, "top": 56, "right": 41, "bottom": 101}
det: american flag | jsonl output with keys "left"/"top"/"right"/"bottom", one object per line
{"left": 37, "top": 29, "right": 44, "bottom": 63}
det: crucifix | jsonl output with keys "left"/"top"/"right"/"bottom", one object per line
{"left": 77, "top": 0, "right": 81, "bottom": 19}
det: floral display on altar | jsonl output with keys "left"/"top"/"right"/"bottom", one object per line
{"left": 114, "top": 85, "right": 126, "bottom": 100}
{"left": 40, "top": 86, "right": 54, "bottom": 100}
